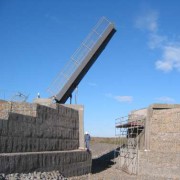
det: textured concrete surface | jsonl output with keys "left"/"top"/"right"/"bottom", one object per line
{"left": 0, "top": 100, "right": 92, "bottom": 177}
{"left": 0, "top": 103, "right": 79, "bottom": 153}
{"left": 0, "top": 150, "right": 91, "bottom": 177}
{"left": 63, "top": 104, "right": 85, "bottom": 149}
{"left": 138, "top": 151, "right": 180, "bottom": 179}
{"left": 116, "top": 104, "right": 180, "bottom": 179}
{"left": 138, "top": 105, "right": 180, "bottom": 179}
{"left": 0, "top": 101, "right": 37, "bottom": 120}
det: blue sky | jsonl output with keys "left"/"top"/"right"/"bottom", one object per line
{"left": 1, "top": 0, "right": 180, "bottom": 136}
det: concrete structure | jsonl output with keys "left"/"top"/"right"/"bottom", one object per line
{"left": 139, "top": 104, "right": 180, "bottom": 179}
{"left": 47, "top": 17, "right": 116, "bottom": 104}
{"left": 63, "top": 104, "right": 85, "bottom": 149}
{"left": 0, "top": 100, "right": 91, "bottom": 177}
{"left": 116, "top": 104, "right": 180, "bottom": 179}
{"left": 33, "top": 99, "right": 85, "bottom": 149}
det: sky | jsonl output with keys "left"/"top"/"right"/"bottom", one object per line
{"left": 1, "top": 0, "right": 180, "bottom": 137}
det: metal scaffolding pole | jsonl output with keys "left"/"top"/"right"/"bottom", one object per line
{"left": 114, "top": 114, "right": 145, "bottom": 175}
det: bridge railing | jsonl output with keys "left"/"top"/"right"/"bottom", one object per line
{"left": 47, "top": 17, "right": 113, "bottom": 98}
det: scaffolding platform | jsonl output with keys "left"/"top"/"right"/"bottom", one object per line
{"left": 114, "top": 114, "right": 146, "bottom": 175}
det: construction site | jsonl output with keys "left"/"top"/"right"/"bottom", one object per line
{"left": 0, "top": 17, "right": 180, "bottom": 179}
{"left": 0, "top": 17, "right": 116, "bottom": 178}
{"left": 115, "top": 104, "right": 180, "bottom": 179}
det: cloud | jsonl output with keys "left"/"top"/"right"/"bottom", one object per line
{"left": 155, "top": 45, "right": 180, "bottom": 72}
{"left": 114, "top": 96, "right": 133, "bottom": 103}
{"left": 135, "top": 10, "right": 158, "bottom": 32}
{"left": 148, "top": 34, "right": 167, "bottom": 49}
{"left": 105, "top": 93, "right": 133, "bottom": 103}
{"left": 136, "top": 10, "right": 180, "bottom": 73}
{"left": 155, "top": 96, "right": 175, "bottom": 103}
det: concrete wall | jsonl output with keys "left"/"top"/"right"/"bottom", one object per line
{"left": 130, "top": 108, "right": 147, "bottom": 117}
{"left": 0, "top": 100, "right": 92, "bottom": 177}
{"left": 63, "top": 104, "right": 85, "bottom": 149}
{"left": 138, "top": 129, "right": 145, "bottom": 150}
{"left": 150, "top": 108, "right": 180, "bottom": 152}
{"left": 0, "top": 150, "right": 91, "bottom": 177}
{"left": 32, "top": 100, "right": 85, "bottom": 149}
{"left": 0, "top": 103, "right": 79, "bottom": 153}
{"left": 138, "top": 151, "right": 180, "bottom": 179}
{"left": 138, "top": 105, "right": 180, "bottom": 179}
{"left": 0, "top": 101, "right": 37, "bottom": 120}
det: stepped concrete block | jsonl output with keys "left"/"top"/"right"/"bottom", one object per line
{"left": 0, "top": 103, "right": 80, "bottom": 153}
{"left": 0, "top": 150, "right": 92, "bottom": 177}
{"left": 0, "top": 101, "right": 90, "bottom": 177}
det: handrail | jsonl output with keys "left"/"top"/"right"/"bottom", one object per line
{"left": 47, "top": 17, "right": 116, "bottom": 103}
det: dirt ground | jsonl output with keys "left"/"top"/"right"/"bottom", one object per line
{"left": 69, "top": 142, "right": 137, "bottom": 180}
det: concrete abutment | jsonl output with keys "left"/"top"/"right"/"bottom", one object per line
{"left": 0, "top": 100, "right": 91, "bottom": 177}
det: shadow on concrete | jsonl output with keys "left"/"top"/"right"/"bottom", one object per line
{"left": 91, "top": 147, "right": 120, "bottom": 174}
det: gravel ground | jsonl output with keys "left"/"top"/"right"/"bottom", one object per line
{"left": 0, "top": 171, "right": 67, "bottom": 180}
{"left": 70, "top": 142, "right": 137, "bottom": 180}
{"left": 90, "top": 143, "right": 118, "bottom": 158}
{"left": 0, "top": 142, "right": 136, "bottom": 180}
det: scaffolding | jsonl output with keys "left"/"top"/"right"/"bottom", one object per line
{"left": 114, "top": 114, "right": 145, "bottom": 175}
